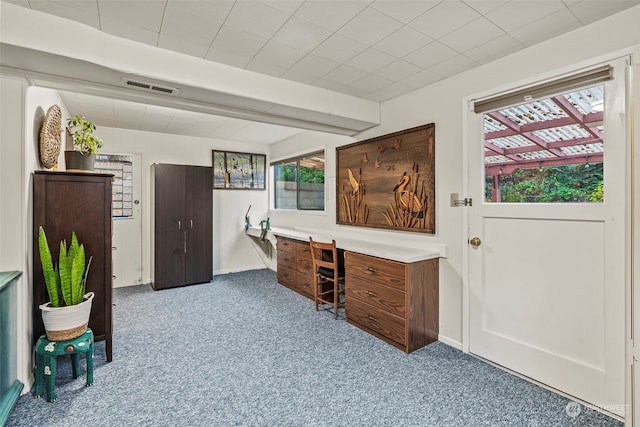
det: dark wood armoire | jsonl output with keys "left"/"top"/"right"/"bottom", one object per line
{"left": 151, "top": 164, "right": 213, "bottom": 290}
{"left": 32, "top": 171, "right": 113, "bottom": 362}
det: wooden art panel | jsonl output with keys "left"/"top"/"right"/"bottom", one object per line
{"left": 336, "top": 124, "right": 435, "bottom": 234}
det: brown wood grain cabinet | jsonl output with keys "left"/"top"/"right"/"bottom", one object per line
{"left": 345, "top": 251, "right": 438, "bottom": 353}
{"left": 151, "top": 164, "right": 212, "bottom": 290}
{"left": 276, "top": 237, "right": 314, "bottom": 299}
{"left": 32, "top": 171, "right": 113, "bottom": 361}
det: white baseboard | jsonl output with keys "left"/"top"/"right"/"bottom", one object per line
{"left": 213, "top": 265, "right": 270, "bottom": 276}
{"left": 438, "top": 335, "right": 462, "bottom": 350}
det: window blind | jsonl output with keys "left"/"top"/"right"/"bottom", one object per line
{"left": 472, "top": 65, "right": 613, "bottom": 114}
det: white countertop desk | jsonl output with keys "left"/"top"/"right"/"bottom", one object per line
{"left": 246, "top": 226, "right": 446, "bottom": 263}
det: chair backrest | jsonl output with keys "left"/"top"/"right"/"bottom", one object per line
{"left": 309, "top": 237, "right": 339, "bottom": 278}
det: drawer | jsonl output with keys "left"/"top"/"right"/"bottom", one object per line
{"left": 296, "top": 241, "right": 311, "bottom": 257}
{"left": 276, "top": 265, "right": 296, "bottom": 288}
{"left": 297, "top": 255, "right": 313, "bottom": 276}
{"left": 346, "top": 275, "right": 405, "bottom": 318}
{"left": 345, "top": 252, "right": 405, "bottom": 290}
{"left": 276, "top": 237, "right": 296, "bottom": 254}
{"left": 277, "top": 251, "right": 296, "bottom": 271}
{"left": 296, "top": 272, "right": 314, "bottom": 299}
{"left": 347, "top": 299, "right": 405, "bottom": 346}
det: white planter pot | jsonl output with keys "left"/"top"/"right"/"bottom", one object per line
{"left": 40, "top": 292, "right": 94, "bottom": 341}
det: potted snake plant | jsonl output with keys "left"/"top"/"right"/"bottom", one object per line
{"left": 65, "top": 115, "right": 102, "bottom": 171}
{"left": 38, "top": 226, "right": 94, "bottom": 341}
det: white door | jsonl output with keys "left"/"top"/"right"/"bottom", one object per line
{"left": 629, "top": 63, "right": 640, "bottom": 425}
{"left": 467, "top": 58, "right": 628, "bottom": 413}
{"left": 112, "top": 153, "right": 143, "bottom": 288}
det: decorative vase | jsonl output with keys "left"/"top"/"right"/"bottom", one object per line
{"left": 64, "top": 151, "right": 95, "bottom": 172}
{"left": 40, "top": 292, "right": 94, "bottom": 341}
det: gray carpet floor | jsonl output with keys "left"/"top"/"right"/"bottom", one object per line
{"left": 8, "top": 269, "right": 623, "bottom": 426}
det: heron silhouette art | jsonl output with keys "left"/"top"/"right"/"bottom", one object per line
{"left": 392, "top": 172, "right": 424, "bottom": 218}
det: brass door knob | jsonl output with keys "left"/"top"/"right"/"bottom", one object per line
{"left": 469, "top": 237, "right": 481, "bottom": 247}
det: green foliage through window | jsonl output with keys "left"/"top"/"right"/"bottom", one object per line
{"left": 486, "top": 163, "right": 603, "bottom": 203}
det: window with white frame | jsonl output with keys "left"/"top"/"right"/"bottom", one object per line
{"left": 272, "top": 151, "right": 325, "bottom": 210}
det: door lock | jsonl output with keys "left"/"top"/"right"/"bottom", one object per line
{"left": 469, "top": 237, "right": 482, "bottom": 248}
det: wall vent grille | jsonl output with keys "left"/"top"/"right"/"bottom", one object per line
{"left": 122, "top": 78, "right": 179, "bottom": 95}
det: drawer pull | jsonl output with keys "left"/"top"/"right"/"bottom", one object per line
{"left": 367, "top": 267, "right": 377, "bottom": 273}
{"left": 367, "top": 315, "right": 377, "bottom": 322}
{"left": 367, "top": 291, "right": 377, "bottom": 297}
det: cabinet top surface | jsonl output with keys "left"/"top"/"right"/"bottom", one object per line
{"left": 34, "top": 170, "right": 114, "bottom": 178}
{"left": 266, "top": 227, "right": 444, "bottom": 263}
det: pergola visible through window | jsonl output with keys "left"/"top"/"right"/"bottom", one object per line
{"left": 484, "top": 85, "right": 604, "bottom": 203}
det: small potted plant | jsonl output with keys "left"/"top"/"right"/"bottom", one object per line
{"left": 65, "top": 115, "right": 103, "bottom": 171}
{"left": 38, "top": 226, "right": 94, "bottom": 341}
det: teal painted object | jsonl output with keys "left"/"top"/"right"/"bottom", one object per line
{"left": 0, "top": 271, "right": 23, "bottom": 427}
{"left": 34, "top": 328, "right": 94, "bottom": 402}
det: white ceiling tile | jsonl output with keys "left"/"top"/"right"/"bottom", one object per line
{"left": 204, "top": 49, "right": 253, "bottom": 69}
{"left": 312, "top": 78, "right": 347, "bottom": 92}
{"left": 340, "top": 85, "right": 372, "bottom": 98}
{"left": 337, "top": 7, "right": 403, "bottom": 45}
{"left": 349, "top": 74, "right": 394, "bottom": 92}
{"left": 225, "top": 0, "right": 290, "bottom": 39}
{"left": 160, "top": 1, "right": 231, "bottom": 45}
{"left": 409, "top": 1, "right": 480, "bottom": 39}
{"left": 280, "top": 68, "right": 319, "bottom": 84}
{"left": 428, "top": 54, "right": 478, "bottom": 77}
{"left": 27, "top": 0, "right": 100, "bottom": 28}
{"left": 205, "top": 26, "right": 267, "bottom": 61}
{"left": 369, "top": 0, "right": 441, "bottom": 24}
{"left": 323, "top": 64, "right": 369, "bottom": 85}
{"left": 252, "top": 40, "right": 307, "bottom": 68}
{"left": 374, "top": 26, "right": 433, "bottom": 58}
{"left": 403, "top": 41, "right": 458, "bottom": 69}
{"left": 245, "top": 59, "right": 288, "bottom": 77}
{"left": 439, "top": 17, "right": 504, "bottom": 52}
{"left": 374, "top": 59, "right": 421, "bottom": 81}
{"left": 294, "top": 1, "right": 367, "bottom": 31}
{"left": 463, "top": 34, "right": 523, "bottom": 64}
{"left": 257, "top": 0, "right": 305, "bottom": 15}
{"left": 400, "top": 69, "right": 444, "bottom": 90}
{"left": 510, "top": 8, "right": 582, "bottom": 47}
{"left": 346, "top": 48, "right": 396, "bottom": 73}
{"left": 371, "top": 81, "right": 414, "bottom": 100}
{"left": 98, "top": 0, "right": 165, "bottom": 33}
{"left": 362, "top": 92, "right": 389, "bottom": 102}
{"left": 462, "top": 0, "right": 509, "bottom": 15}
{"left": 100, "top": 18, "right": 160, "bottom": 46}
{"left": 485, "top": 0, "right": 566, "bottom": 32}
{"left": 568, "top": 0, "right": 640, "bottom": 25}
{"left": 210, "top": 118, "right": 252, "bottom": 138}
{"left": 271, "top": 16, "right": 333, "bottom": 52}
{"left": 312, "top": 33, "right": 368, "bottom": 63}
{"left": 287, "top": 54, "right": 341, "bottom": 78}
{"left": 158, "top": 34, "right": 210, "bottom": 58}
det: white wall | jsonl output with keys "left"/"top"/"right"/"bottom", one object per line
{"left": 268, "top": 6, "right": 640, "bottom": 347}
{"left": 98, "top": 127, "right": 270, "bottom": 282}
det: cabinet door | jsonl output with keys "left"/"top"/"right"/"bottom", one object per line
{"left": 33, "top": 172, "right": 113, "bottom": 361}
{"left": 185, "top": 166, "right": 213, "bottom": 285}
{"left": 153, "top": 164, "right": 186, "bottom": 289}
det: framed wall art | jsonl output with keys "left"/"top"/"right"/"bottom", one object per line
{"left": 336, "top": 123, "right": 435, "bottom": 234}
{"left": 212, "top": 151, "right": 266, "bottom": 190}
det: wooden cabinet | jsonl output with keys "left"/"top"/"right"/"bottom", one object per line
{"left": 345, "top": 251, "right": 438, "bottom": 353}
{"left": 33, "top": 171, "right": 113, "bottom": 361}
{"left": 151, "top": 164, "right": 212, "bottom": 290}
{"left": 276, "top": 237, "right": 314, "bottom": 299}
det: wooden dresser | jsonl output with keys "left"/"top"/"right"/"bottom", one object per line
{"left": 276, "top": 236, "right": 314, "bottom": 299}
{"left": 345, "top": 251, "right": 438, "bottom": 353}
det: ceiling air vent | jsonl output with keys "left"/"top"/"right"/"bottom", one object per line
{"left": 122, "top": 78, "right": 179, "bottom": 95}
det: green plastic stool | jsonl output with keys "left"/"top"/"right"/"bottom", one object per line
{"left": 34, "top": 328, "right": 94, "bottom": 402}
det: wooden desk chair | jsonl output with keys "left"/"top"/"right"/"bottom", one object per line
{"left": 309, "top": 237, "right": 345, "bottom": 319}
